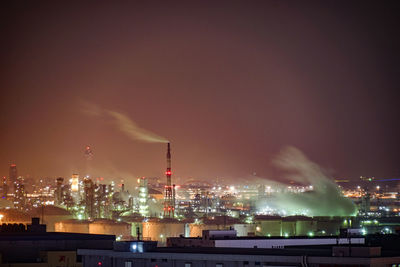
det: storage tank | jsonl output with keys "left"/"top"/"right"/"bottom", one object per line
{"left": 289, "top": 216, "right": 316, "bottom": 236}
{"left": 0, "top": 209, "right": 31, "bottom": 225}
{"left": 254, "top": 215, "right": 282, "bottom": 236}
{"left": 282, "top": 217, "right": 296, "bottom": 237}
{"left": 89, "top": 219, "right": 131, "bottom": 239}
{"left": 142, "top": 218, "right": 185, "bottom": 245}
{"left": 32, "top": 206, "right": 73, "bottom": 231}
{"left": 315, "top": 216, "right": 343, "bottom": 235}
{"left": 120, "top": 213, "right": 144, "bottom": 238}
{"left": 55, "top": 219, "right": 89, "bottom": 234}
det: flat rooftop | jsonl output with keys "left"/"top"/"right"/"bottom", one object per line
{"left": 153, "top": 246, "right": 333, "bottom": 257}
{"left": 0, "top": 232, "right": 115, "bottom": 241}
{"left": 169, "top": 235, "right": 364, "bottom": 240}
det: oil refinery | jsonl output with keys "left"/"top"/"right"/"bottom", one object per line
{"left": 0, "top": 144, "right": 399, "bottom": 246}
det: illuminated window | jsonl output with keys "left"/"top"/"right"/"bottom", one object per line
{"left": 185, "top": 263, "right": 192, "bottom": 267}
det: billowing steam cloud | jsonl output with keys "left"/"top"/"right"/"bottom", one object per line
{"left": 81, "top": 101, "right": 169, "bottom": 143}
{"left": 256, "top": 146, "right": 356, "bottom": 216}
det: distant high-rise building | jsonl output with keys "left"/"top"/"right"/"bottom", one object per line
{"left": 14, "top": 177, "right": 26, "bottom": 210}
{"left": 83, "top": 178, "right": 95, "bottom": 219}
{"left": 9, "top": 164, "right": 17, "bottom": 190}
{"left": 54, "top": 177, "right": 64, "bottom": 206}
{"left": 1, "top": 176, "right": 8, "bottom": 199}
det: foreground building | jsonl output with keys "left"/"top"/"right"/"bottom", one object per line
{"left": 0, "top": 218, "right": 115, "bottom": 266}
{"left": 79, "top": 243, "right": 400, "bottom": 267}
{"left": 167, "top": 230, "right": 365, "bottom": 249}
{"left": 79, "top": 230, "right": 400, "bottom": 267}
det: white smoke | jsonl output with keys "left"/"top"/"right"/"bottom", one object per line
{"left": 81, "top": 101, "right": 169, "bottom": 143}
{"left": 256, "top": 146, "right": 356, "bottom": 216}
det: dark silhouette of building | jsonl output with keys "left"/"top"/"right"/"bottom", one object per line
{"left": 54, "top": 177, "right": 65, "bottom": 206}
{"left": 83, "top": 177, "right": 95, "bottom": 219}
{"left": 0, "top": 217, "right": 115, "bottom": 265}
{"left": 8, "top": 164, "right": 17, "bottom": 192}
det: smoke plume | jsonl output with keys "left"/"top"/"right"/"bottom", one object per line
{"left": 256, "top": 146, "right": 356, "bottom": 216}
{"left": 81, "top": 101, "right": 169, "bottom": 143}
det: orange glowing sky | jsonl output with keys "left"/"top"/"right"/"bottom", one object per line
{"left": 0, "top": 1, "right": 399, "bottom": 183}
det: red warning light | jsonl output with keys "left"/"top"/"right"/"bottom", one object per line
{"left": 98, "top": 262, "right": 102, "bottom": 266}
{"left": 165, "top": 171, "right": 172, "bottom": 175}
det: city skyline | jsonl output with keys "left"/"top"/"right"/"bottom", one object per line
{"left": 1, "top": 1, "right": 399, "bottom": 182}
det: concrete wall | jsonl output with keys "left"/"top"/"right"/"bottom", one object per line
{"left": 47, "top": 251, "right": 81, "bottom": 267}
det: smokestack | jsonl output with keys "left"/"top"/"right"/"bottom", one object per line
{"left": 163, "top": 142, "right": 174, "bottom": 218}
{"left": 167, "top": 143, "right": 171, "bottom": 161}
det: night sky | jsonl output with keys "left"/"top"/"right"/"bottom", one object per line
{"left": 1, "top": 1, "right": 399, "bottom": 183}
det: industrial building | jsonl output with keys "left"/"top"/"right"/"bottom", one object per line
{"left": 79, "top": 241, "right": 400, "bottom": 267}
{"left": 167, "top": 230, "right": 365, "bottom": 249}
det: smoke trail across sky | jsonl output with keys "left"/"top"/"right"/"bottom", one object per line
{"left": 81, "top": 101, "right": 169, "bottom": 143}
{"left": 256, "top": 146, "right": 356, "bottom": 216}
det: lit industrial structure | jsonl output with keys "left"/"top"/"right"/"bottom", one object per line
{"left": 0, "top": 149, "right": 399, "bottom": 248}
{"left": 138, "top": 177, "right": 149, "bottom": 217}
{"left": 163, "top": 143, "right": 175, "bottom": 218}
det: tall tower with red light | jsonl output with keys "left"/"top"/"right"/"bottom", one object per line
{"left": 84, "top": 145, "right": 93, "bottom": 178}
{"left": 84, "top": 146, "right": 93, "bottom": 160}
{"left": 163, "top": 143, "right": 174, "bottom": 217}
